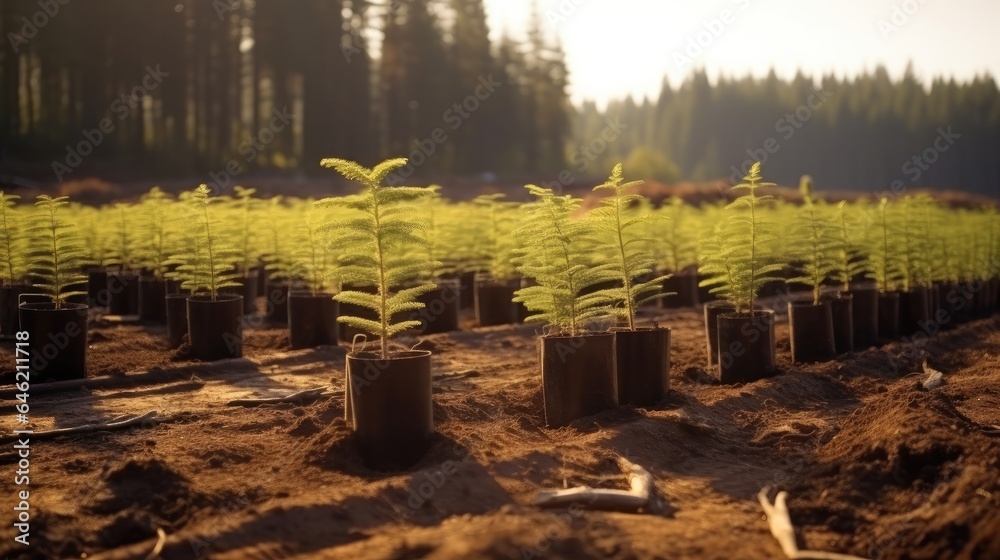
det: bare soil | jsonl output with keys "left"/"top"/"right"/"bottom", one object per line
{"left": 0, "top": 302, "right": 998, "bottom": 559}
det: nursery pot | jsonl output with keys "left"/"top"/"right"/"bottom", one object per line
{"left": 613, "top": 328, "right": 670, "bottom": 407}
{"left": 540, "top": 332, "right": 617, "bottom": 427}
{"left": 788, "top": 301, "right": 836, "bottom": 363}
{"left": 474, "top": 275, "right": 519, "bottom": 327}
{"left": 106, "top": 271, "right": 139, "bottom": 315}
{"left": 974, "top": 279, "right": 993, "bottom": 318}
{"left": 704, "top": 301, "right": 735, "bottom": 367}
{"left": 877, "top": 291, "right": 900, "bottom": 339}
{"left": 408, "top": 280, "right": 460, "bottom": 334}
{"left": 256, "top": 265, "right": 267, "bottom": 297}
{"left": 717, "top": 310, "right": 776, "bottom": 384}
{"left": 165, "top": 294, "right": 188, "bottom": 348}
{"left": 187, "top": 294, "right": 243, "bottom": 361}
{"left": 661, "top": 272, "right": 699, "bottom": 309}
{"left": 458, "top": 270, "right": 476, "bottom": 309}
{"left": 137, "top": 277, "right": 166, "bottom": 323}
{"left": 849, "top": 285, "right": 879, "bottom": 349}
{"left": 288, "top": 291, "right": 339, "bottom": 349}
{"left": 928, "top": 283, "right": 942, "bottom": 323}
{"left": 346, "top": 350, "right": 434, "bottom": 470}
{"left": 18, "top": 301, "right": 88, "bottom": 382}
{"left": 826, "top": 293, "right": 854, "bottom": 354}
{"left": 263, "top": 282, "right": 290, "bottom": 326}
{"left": 238, "top": 273, "right": 259, "bottom": 315}
{"left": 898, "top": 286, "right": 930, "bottom": 336}
{"left": 86, "top": 268, "right": 108, "bottom": 309}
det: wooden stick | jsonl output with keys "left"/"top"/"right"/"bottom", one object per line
{"left": 0, "top": 411, "right": 160, "bottom": 443}
{"left": 31, "top": 380, "right": 205, "bottom": 408}
{"left": 145, "top": 528, "right": 167, "bottom": 560}
{"left": 226, "top": 387, "right": 329, "bottom": 407}
{"left": 758, "top": 487, "right": 867, "bottom": 560}
{"left": 533, "top": 456, "right": 653, "bottom": 510}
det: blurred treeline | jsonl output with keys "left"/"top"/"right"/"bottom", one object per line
{"left": 0, "top": 1, "right": 998, "bottom": 197}
{"left": 0, "top": 0, "right": 570, "bottom": 177}
{"left": 578, "top": 67, "right": 1000, "bottom": 196}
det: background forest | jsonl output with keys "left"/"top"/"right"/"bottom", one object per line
{"left": 0, "top": 0, "right": 998, "bottom": 196}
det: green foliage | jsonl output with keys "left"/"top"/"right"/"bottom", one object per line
{"left": 25, "top": 195, "right": 88, "bottom": 308}
{"left": 831, "top": 201, "right": 867, "bottom": 292}
{"left": 229, "top": 186, "right": 261, "bottom": 274}
{"left": 899, "top": 195, "right": 937, "bottom": 289}
{"left": 698, "top": 162, "right": 785, "bottom": 313}
{"left": 417, "top": 186, "right": 462, "bottom": 280}
{"left": 261, "top": 197, "right": 298, "bottom": 283}
{"left": 135, "top": 187, "right": 177, "bottom": 279}
{"left": 104, "top": 203, "right": 139, "bottom": 272}
{"left": 798, "top": 175, "right": 814, "bottom": 199}
{"left": 785, "top": 198, "right": 838, "bottom": 304}
{"left": 472, "top": 194, "right": 519, "bottom": 281}
{"left": 623, "top": 146, "right": 679, "bottom": 184}
{"left": 864, "top": 198, "right": 905, "bottom": 293}
{"left": 318, "top": 157, "right": 438, "bottom": 359}
{"left": 513, "top": 185, "right": 617, "bottom": 336}
{"left": 292, "top": 205, "right": 339, "bottom": 295}
{"left": 650, "top": 197, "right": 698, "bottom": 273}
{"left": 0, "top": 192, "right": 30, "bottom": 287}
{"left": 588, "top": 164, "right": 669, "bottom": 330}
{"left": 168, "top": 185, "right": 242, "bottom": 300}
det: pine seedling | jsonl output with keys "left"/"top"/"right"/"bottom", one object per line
{"left": 832, "top": 201, "right": 867, "bottom": 292}
{"left": 168, "top": 185, "right": 242, "bottom": 300}
{"left": 76, "top": 204, "right": 110, "bottom": 269}
{"left": 472, "top": 194, "right": 519, "bottom": 282}
{"left": 136, "top": 187, "right": 177, "bottom": 279}
{"left": 698, "top": 226, "right": 738, "bottom": 303}
{"left": 230, "top": 186, "right": 262, "bottom": 275}
{"left": 865, "top": 197, "right": 905, "bottom": 293}
{"left": 25, "top": 195, "right": 88, "bottom": 308}
{"left": 104, "top": 203, "right": 139, "bottom": 272}
{"left": 416, "top": 186, "right": 461, "bottom": 280}
{"left": 0, "top": 192, "right": 30, "bottom": 287}
{"left": 317, "top": 157, "right": 438, "bottom": 359}
{"left": 262, "top": 197, "right": 298, "bottom": 284}
{"left": 700, "top": 162, "right": 785, "bottom": 313}
{"left": 292, "top": 206, "right": 339, "bottom": 296}
{"left": 588, "top": 163, "right": 670, "bottom": 330}
{"left": 513, "top": 184, "right": 618, "bottom": 336}
{"left": 653, "top": 197, "right": 698, "bottom": 274}
{"left": 786, "top": 197, "right": 838, "bottom": 305}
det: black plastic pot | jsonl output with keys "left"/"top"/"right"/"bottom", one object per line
{"left": 849, "top": 285, "right": 879, "bottom": 349}
{"left": 165, "top": 294, "right": 188, "bottom": 348}
{"left": 288, "top": 292, "right": 339, "bottom": 349}
{"left": 1, "top": 285, "right": 31, "bottom": 337}
{"left": 717, "top": 311, "right": 776, "bottom": 384}
{"left": 458, "top": 270, "right": 476, "bottom": 309}
{"left": 187, "top": 294, "right": 243, "bottom": 361}
{"left": 704, "top": 301, "right": 735, "bottom": 367}
{"left": 238, "top": 273, "right": 259, "bottom": 315}
{"left": 474, "top": 276, "right": 518, "bottom": 327}
{"left": 19, "top": 302, "right": 88, "bottom": 382}
{"left": 137, "top": 277, "right": 166, "bottom": 323}
{"left": 540, "top": 333, "right": 617, "bottom": 427}
{"left": 877, "top": 292, "right": 900, "bottom": 339}
{"left": 346, "top": 350, "right": 433, "bottom": 470}
{"left": 614, "top": 328, "right": 670, "bottom": 406}
{"left": 106, "top": 271, "right": 139, "bottom": 315}
{"left": 256, "top": 266, "right": 267, "bottom": 297}
{"left": 86, "top": 268, "right": 108, "bottom": 309}
{"left": 661, "top": 272, "right": 699, "bottom": 309}
{"left": 789, "top": 301, "right": 836, "bottom": 363}
{"left": 974, "top": 279, "right": 992, "bottom": 318}
{"left": 991, "top": 277, "right": 1000, "bottom": 313}
{"left": 263, "top": 282, "right": 289, "bottom": 326}
{"left": 898, "top": 287, "right": 930, "bottom": 336}
{"left": 827, "top": 293, "right": 854, "bottom": 354}
{"left": 407, "top": 280, "right": 460, "bottom": 334}
{"left": 928, "top": 283, "right": 942, "bottom": 322}
{"left": 943, "top": 281, "right": 973, "bottom": 324}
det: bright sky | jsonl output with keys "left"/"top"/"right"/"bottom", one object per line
{"left": 482, "top": 0, "right": 1000, "bottom": 107}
